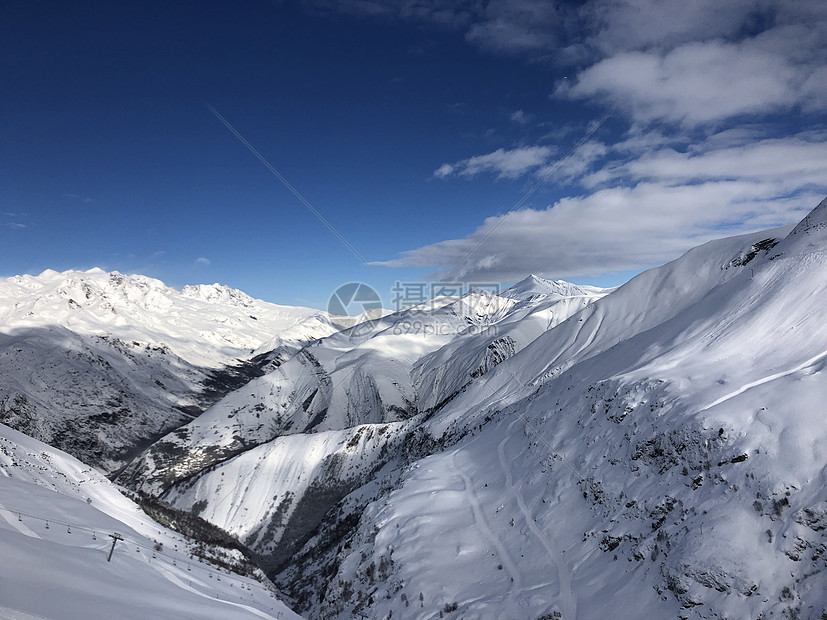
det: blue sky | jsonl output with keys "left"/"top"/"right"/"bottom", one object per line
{"left": 2, "top": 1, "right": 826, "bottom": 309}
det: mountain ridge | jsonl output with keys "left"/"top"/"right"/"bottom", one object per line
{"left": 2, "top": 196, "right": 827, "bottom": 619}
{"left": 0, "top": 268, "right": 337, "bottom": 472}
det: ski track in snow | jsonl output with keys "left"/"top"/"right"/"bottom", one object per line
{"left": 0, "top": 607, "right": 50, "bottom": 620}
{"left": 153, "top": 562, "right": 277, "bottom": 620}
{"left": 698, "top": 348, "right": 827, "bottom": 413}
{"left": 0, "top": 490, "right": 283, "bottom": 620}
{"left": 498, "top": 419, "right": 576, "bottom": 619}
{"left": 578, "top": 313, "right": 605, "bottom": 359}
{"left": 450, "top": 449, "right": 522, "bottom": 592}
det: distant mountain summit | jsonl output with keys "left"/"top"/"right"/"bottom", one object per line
{"left": 504, "top": 273, "right": 607, "bottom": 301}
{"left": 0, "top": 268, "right": 336, "bottom": 472}
{"left": 0, "top": 268, "right": 333, "bottom": 367}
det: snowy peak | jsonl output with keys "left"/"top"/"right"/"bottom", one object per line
{"left": 0, "top": 268, "right": 332, "bottom": 368}
{"left": 773, "top": 194, "right": 827, "bottom": 256}
{"left": 503, "top": 274, "right": 607, "bottom": 301}
{"left": 787, "top": 194, "right": 827, "bottom": 238}
{"left": 181, "top": 282, "right": 256, "bottom": 307}
{"left": 0, "top": 268, "right": 340, "bottom": 472}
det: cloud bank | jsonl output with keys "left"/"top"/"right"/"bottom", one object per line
{"left": 367, "top": 0, "right": 827, "bottom": 282}
{"left": 307, "top": 0, "right": 827, "bottom": 281}
{"left": 378, "top": 134, "right": 827, "bottom": 282}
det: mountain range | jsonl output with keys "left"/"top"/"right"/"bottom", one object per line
{"left": 1, "top": 196, "right": 826, "bottom": 619}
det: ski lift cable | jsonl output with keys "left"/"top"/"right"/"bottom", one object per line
{"left": 4, "top": 504, "right": 274, "bottom": 593}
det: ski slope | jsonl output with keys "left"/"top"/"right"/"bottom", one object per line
{"left": 0, "top": 423, "right": 299, "bottom": 620}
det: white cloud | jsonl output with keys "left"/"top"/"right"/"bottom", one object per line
{"left": 510, "top": 110, "right": 531, "bottom": 125}
{"left": 433, "top": 163, "right": 455, "bottom": 178}
{"left": 301, "top": 0, "right": 827, "bottom": 125}
{"left": 377, "top": 183, "right": 821, "bottom": 282}
{"left": 195, "top": 257, "right": 211, "bottom": 266}
{"left": 582, "top": 0, "right": 762, "bottom": 55}
{"left": 434, "top": 145, "right": 553, "bottom": 180}
{"left": 559, "top": 38, "right": 820, "bottom": 126}
{"left": 535, "top": 140, "right": 608, "bottom": 183}
{"left": 317, "top": 0, "right": 827, "bottom": 128}
{"left": 305, "top": 0, "right": 827, "bottom": 283}
{"left": 1, "top": 211, "right": 30, "bottom": 230}
{"left": 801, "top": 65, "right": 827, "bottom": 113}
{"left": 434, "top": 139, "right": 607, "bottom": 185}
{"left": 599, "top": 135, "right": 827, "bottom": 187}
{"left": 465, "top": 0, "right": 562, "bottom": 55}
{"left": 380, "top": 133, "right": 827, "bottom": 282}
{"left": 555, "top": 0, "right": 827, "bottom": 127}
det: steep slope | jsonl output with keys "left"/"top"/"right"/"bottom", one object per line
{"left": 413, "top": 276, "right": 607, "bottom": 412}
{"left": 119, "top": 279, "right": 608, "bottom": 573}
{"left": 275, "top": 199, "right": 827, "bottom": 619}
{"left": 0, "top": 269, "right": 335, "bottom": 472}
{"left": 0, "top": 423, "right": 299, "bottom": 620}
{"left": 9, "top": 196, "right": 826, "bottom": 619}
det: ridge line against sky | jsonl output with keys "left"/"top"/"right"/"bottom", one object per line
{"left": 1, "top": 0, "right": 826, "bottom": 308}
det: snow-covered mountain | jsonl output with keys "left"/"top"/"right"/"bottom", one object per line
{"left": 502, "top": 274, "right": 607, "bottom": 302}
{"left": 0, "top": 267, "right": 334, "bottom": 367}
{"left": 274, "top": 201, "right": 826, "bottom": 619}
{"left": 0, "top": 422, "right": 299, "bottom": 619}
{"left": 116, "top": 275, "right": 608, "bottom": 575}
{"left": 4, "top": 196, "right": 827, "bottom": 620}
{"left": 0, "top": 268, "right": 335, "bottom": 472}
{"left": 115, "top": 197, "right": 827, "bottom": 619}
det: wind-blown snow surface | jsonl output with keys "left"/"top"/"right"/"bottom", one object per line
{"left": 6, "top": 197, "right": 827, "bottom": 619}
{"left": 0, "top": 423, "right": 299, "bottom": 620}
{"left": 276, "top": 203, "right": 826, "bottom": 619}
{"left": 138, "top": 198, "right": 827, "bottom": 619}
{"left": 0, "top": 268, "right": 335, "bottom": 471}
{"left": 120, "top": 276, "right": 607, "bottom": 573}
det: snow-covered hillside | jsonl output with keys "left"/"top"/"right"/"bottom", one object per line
{"left": 118, "top": 276, "right": 608, "bottom": 573}
{"left": 275, "top": 199, "right": 827, "bottom": 619}
{"left": 0, "top": 269, "right": 336, "bottom": 472}
{"left": 120, "top": 197, "right": 827, "bottom": 619}
{"left": 4, "top": 196, "right": 827, "bottom": 620}
{"left": 0, "top": 422, "right": 299, "bottom": 620}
